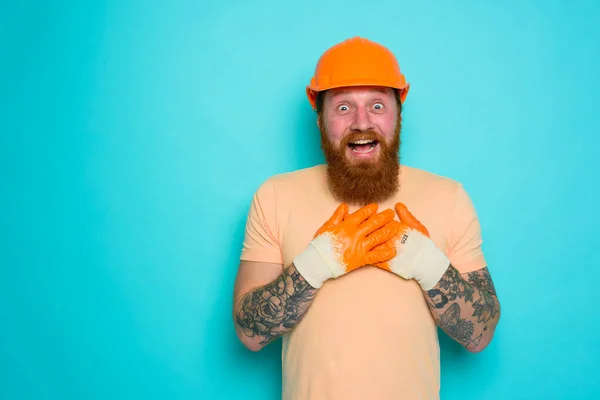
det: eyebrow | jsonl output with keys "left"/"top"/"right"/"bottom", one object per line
{"left": 330, "top": 88, "right": 389, "bottom": 98}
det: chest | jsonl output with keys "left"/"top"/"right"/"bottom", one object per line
{"left": 277, "top": 189, "right": 449, "bottom": 268}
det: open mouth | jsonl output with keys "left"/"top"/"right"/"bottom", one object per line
{"left": 348, "top": 138, "right": 378, "bottom": 154}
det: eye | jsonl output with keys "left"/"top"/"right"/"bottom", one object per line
{"left": 372, "top": 102, "right": 385, "bottom": 111}
{"left": 337, "top": 104, "right": 350, "bottom": 112}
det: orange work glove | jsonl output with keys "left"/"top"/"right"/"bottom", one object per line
{"left": 294, "top": 203, "right": 399, "bottom": 289}
{"left": 376, "top": 203, "right": 450, "bottom": 290}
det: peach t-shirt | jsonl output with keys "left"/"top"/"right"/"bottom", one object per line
{"left": 240, "top": 164, "right": 487, "bottom": 400}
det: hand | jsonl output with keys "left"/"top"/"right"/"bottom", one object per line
{"left": 294, "top": 203, "right": 399, "bottom": 288}
{"left": 375, "top": 203, "right": 450, "bottom": 290}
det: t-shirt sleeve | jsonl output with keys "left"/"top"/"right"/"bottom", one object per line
{"left": 446, "top": 184, "right": 487, "bottom": 274}
{"left": 239, "top": 179, "right": 283, "bottom": 264}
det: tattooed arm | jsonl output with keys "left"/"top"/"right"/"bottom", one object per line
{"left": 233, "top": 203, "right": 398, "bottom": 351}
{"left": 233, "top": 261, "right": 317, "bottom": 352}
{"left": 425, "top": 266, "right": 500, "bottom": 352}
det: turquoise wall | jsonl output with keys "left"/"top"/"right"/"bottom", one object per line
{"left": 1, "top": 1, "right": 599, "bottom": 398}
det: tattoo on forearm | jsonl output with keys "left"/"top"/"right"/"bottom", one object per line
{"left": 235, "top": 265, "right": 317, "bottom": 345}
{"left": 467, "top": 269, "right": 499, "bottom": 325}
{"left": 426, "top": 266, "right": 474, "bottom": 309}
{"left": 471, "top": 289, "right": 498, "bottom": 325}
{"left": 425, "top": 266, "right": 499, "bottom": 349}
{"left": 439, "top": 303, "right": 482, "bottom": 349}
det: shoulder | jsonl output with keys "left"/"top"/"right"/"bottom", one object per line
{"left": 399, "top": 165, "right": 474, "bottom": 226}
{"left": 260, "top": 164, "right": 327, "bottom": 194}
{"left": 249, "top": 165, "right": 327, "bottom": 228}
{"left": 400, "top": 165, "right": 463, "bottom": 196}
{"left": 268, "top": 164, "right": 326, "bottom": 184}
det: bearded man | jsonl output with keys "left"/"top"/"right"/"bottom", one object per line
{"left": 232, "top": 37, "right": 500, "bottom": 400}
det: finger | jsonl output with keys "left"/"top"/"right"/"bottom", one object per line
{"left": 395, "top": 202, "right": 430, "bottom": 237}
{"left": 314, "top": 203, "right": 348, "bottom": 237}
{"left": 371, "top": 241, "right": 394, "bottom": 251}
{"left": 374, "top": 261, "right": 392, "bottom": 271}
{"left": 363, "top": 221, "right": 401, "bottom": 249}
{"left": 325, "top": 203, "right": 349, "bottom": 226}
{"left": 357, "top": 208, "right": 395, "bottom": 237}
{"left": 365, "top": 246, "right": 397, "bottom": 265}
{"left": 344, "top": 203, "right": 378, "bottom": 226}
{"left": 370, "top": 242, "right": 395, "bottom": 270}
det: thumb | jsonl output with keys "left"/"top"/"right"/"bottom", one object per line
{"left": 395, "top": 202, "right": 430, "bottom": 237}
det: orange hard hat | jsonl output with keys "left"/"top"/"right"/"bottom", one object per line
{"left": 306, "top": 37, "right": 409, "bottom": 109}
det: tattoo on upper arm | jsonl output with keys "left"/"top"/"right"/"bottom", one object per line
{"left": 235, "top": 265, "right": 316, "bottom": 345}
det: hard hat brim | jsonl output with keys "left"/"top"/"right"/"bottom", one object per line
{"left": 306, "top": 83, "right": 410, "bottom": 110}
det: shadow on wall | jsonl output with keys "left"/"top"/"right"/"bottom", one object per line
{"left": 213, "top": 206, "right": 282, "bottom": 396}
{"left": 212, "top": 94, "right": 323, "bottom": 396}
{"left": 289, "top": 94, "right": 324, "bottom": 171}
{"left": 438, "top": 326, "right": 500, "bottom": 393}
{"left": 203, "top": 93, "right": 322, "bottom": 396}
{"left": 438, "top": 327, "right": 469, "bottom": 360}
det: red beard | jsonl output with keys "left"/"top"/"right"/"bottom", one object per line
{"left": 320, "top": 117, "right": 401, "bottom": 206}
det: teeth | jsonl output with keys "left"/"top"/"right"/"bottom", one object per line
{"left": 352, "top": 146, "right": 375, "bottom": 153}
{"left": 350, "top": 139, "right": 374, "bottom": 145}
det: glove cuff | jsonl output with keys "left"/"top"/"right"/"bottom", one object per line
{"left": 293, "top": 234, "right": 344, "bottom": 289}
{"left": 413, "top": 238, "right": 450, "bottom": 290}
{"left": 388, "top": 231, "right": 450, "bottom": 290}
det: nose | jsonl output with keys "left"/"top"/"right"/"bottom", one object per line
{"left": 349, "top": 107, "right": 374, "bottom": 132}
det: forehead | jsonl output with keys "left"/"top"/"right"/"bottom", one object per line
{"left": 326, "top": 86, "right": 396, "bottom": 100}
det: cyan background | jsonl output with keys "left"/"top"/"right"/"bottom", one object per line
{"left": 1, "top": 0, "right": 599, "bottom": 399}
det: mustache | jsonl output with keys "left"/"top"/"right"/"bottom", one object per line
{"left": 340, "top": 130, "right": 385, "bottom": 147}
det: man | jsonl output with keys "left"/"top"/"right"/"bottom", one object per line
{"left": 232, "top": 37, "right": 500, "bottom": 399}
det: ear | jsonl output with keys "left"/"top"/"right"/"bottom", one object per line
{"left": 317, "top": 116, "right": 322, "bottom": 130}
